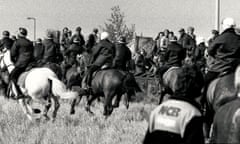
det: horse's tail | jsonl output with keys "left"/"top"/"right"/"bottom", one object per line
{"left": 235, "top": 65, "right": 240, "bottom": 96}
{"left": 48, "top": 76, "right": 78, "bottom": 99}
{"left": 123, "top": 72, "right": 142, "bottom": 98}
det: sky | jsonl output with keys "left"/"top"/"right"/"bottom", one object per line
{"left": 0, "top": 0, "right": 240, "bottom": 40}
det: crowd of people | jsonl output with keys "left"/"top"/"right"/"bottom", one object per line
{"left": 1, "top": 17, "right": 240, "bottom": 143}
{"left": 143, "top": 17, "right": 240, "bottom": 144}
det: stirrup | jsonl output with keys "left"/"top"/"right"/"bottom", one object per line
{"left": 84, "top": 86, "right": 92, "bottom": 95}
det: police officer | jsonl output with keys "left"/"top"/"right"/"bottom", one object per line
{"left": 70, "top": 27, "right": 85, "bottom": 47}
{"left": 84, "top": 32, "right": 115, "bottom": 89}
{"left": 143, "top": 65, "right": 204, "bottom": 144}
{"left": 158, "top": 36, "right": 186, "bottom": 82}
{"left": 86, "top": 28, "right": 99, "bottom": 52}
{"left": 33, "top": 38, "right": 44, "bottom": 62}
{"left": 10, "top": 27, "right": 34, "bottom": 97}
{"left": 0, "top": 30, "right": 14, "bottom": 51}
{"left": 112, "top": 36, "right": 132, "bottom": 71}
{"left": 62, "top": 37, "right": 84, "bottom": 79}
{"left": 42, "top": 31, "right": 63, "bottom": 64}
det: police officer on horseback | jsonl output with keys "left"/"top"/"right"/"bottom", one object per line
{"left": 10, "top": 27, "right": 34, "bottom": 98}
{"left": 205, "top": 17, "right": 240, "bottom": 90}
{"left": 144, "top": 65, "right": 204, "bottom": 144}
{"left": 62, "top": 37, "right": 84, "bottom": 80}
{"left": 158, "top": 36, "right": 186, "bottom": 81}
{"left": 0, "top": 30, "right": 14, "bottom": 51}
{"left": 84, "top": 31, "right": 115, "bottom": 90}
{"left": 112, "top": 36, "right": 132, "bottom": 71}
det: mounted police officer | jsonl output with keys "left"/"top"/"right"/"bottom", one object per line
{"left": 42, "top": 31, "right": 63, "bottom": 64}
{"left": 205, "top": 17, "right": 240, "bottom": 87}
{"left": 158, "top": 36, "right": 186, "bottom": 82}
{"left": 84, "top": 31, "right": 115, "bottom": 90}
{"left": 86, "top": 28, "right": 99, "bottom": 53}
{"left": 33, "top": 38, "right": 44, "bottom": 62}
{"left": 144, "top": 65, "right": 204, "bottom": 144}
{"left": 0, "top": 30, "right": 14, "bottom": 51}
{"left": 10, "top": 27, "right": 34, "bottom": 97}
{"left": 62, "top": 37, "right": 84, "bottom": 80}
{"left": 112, "top": 36, "right": 132, "bottom": 71}
{"left": 70, "top": 27, "right": 85, "bottom": 47}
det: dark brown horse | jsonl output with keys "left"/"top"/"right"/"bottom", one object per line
{"left": 70, "top": 69, "right": 142, "bottom": 116}
{"left": 159, "top": 64, "right": 204, "bottom": 104}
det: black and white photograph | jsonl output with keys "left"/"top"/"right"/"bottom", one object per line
{"left": 0, "top": 0, "right": 239, "bottom": 143}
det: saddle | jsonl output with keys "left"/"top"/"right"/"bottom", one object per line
{"left": 82, "top": 64, "right": 112, "bottom": 89}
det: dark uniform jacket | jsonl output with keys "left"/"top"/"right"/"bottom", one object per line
{"left": 10, "top": 37, "right": 34, "bottom": 68}
{"left": 86, "top": 33, "right": 98, "bottom": 50}
{"left": 0, "top": 37, "right": 14, "bottom": 50}
{"left": 143, "top": 96, "right": 204, "bottom": 144}
{"left": 70, "top": 34, "right": 85, "bottom": 46}
{"left": 212, "top": 98, "right": 240, "bottom": 143}
{"left": 61, "top": 34, "right": 71, "bottom": 50}
{"left": 164, "top": 42, "right": 186, "bottom": 67}
{"left": 65, "top": 43, "right": 83, "bottom": 65}
{"left": 90, "top": 39, "right": 115, "bottom": 67}
{"left": 34, "top": 43, "right": 44, "bottom": 61}
{"left": 178, "top": 33, "right": 196, "bottom": 51}
{"left": 208, "top": 28, "right": 240, "bottom": 73}
{"left": 42, "top": 39, "right": 62, "bottom": 63}
{"left": 113, "top": 43, "right": 132, "bottom": 70}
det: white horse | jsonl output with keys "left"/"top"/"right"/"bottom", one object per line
{"left": 0, "top": 49, "right": 79, "bottom": 121}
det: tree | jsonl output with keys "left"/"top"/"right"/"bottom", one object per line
{"left": 101, "top": 6, "right": 136, "bottom": 43}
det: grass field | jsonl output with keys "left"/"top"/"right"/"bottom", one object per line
{"left": 0, "top": 93, "right": 158, "bottom": 144}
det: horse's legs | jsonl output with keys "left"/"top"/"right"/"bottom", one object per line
{"left": 103, "top": 91, "right": 115, "bottom": 116}
{"left": 112, "top": 93, "right": 129, "bottom": 109}
{"left": 85, "top": 95, "right": 96, "bottom": 114}
{"left": 70, "top": 96, "right": 82, "bottom": 115}
{"left": 42, "top": 98, "right": 51, "bottom": 121}
{"left": 123, "top": 94, "right": 129, "bottom": 109}
{"left": 51, "top": 96, "right": 60, "bottom": 122}
{"left": 18, "top": 98, "right": 32, "bottom": 120}
{"left": 113, "top": 93, "right": 122, "bottom": 108}
{"left": 159, "top": 87, "right": 166, "bottom": 104}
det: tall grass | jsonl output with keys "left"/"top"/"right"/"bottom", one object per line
{"left": 0, "top": 96, "right": 156, "bottom": 144}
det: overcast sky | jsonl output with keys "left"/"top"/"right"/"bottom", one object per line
{"left": 0, "top": 0, "right": 239, "bottom": 40}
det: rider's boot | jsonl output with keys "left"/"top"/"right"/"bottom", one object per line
{"left": 12, "top": 81, "right": 24, "bottom": 99}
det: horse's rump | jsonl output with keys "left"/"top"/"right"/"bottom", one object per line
{"left": 207, "top": 73, "right": 237, "bottom": 111}
{"left": 17, "top": 71, "right": 30, "bottom": 88}
{"left": 162, "top": 67, "right": 181, "bottom": 92}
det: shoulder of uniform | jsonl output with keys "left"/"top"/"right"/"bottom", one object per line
{"left": 166, "top": 99, "right": 201, "bottom": 116}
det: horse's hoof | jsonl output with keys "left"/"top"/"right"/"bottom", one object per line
{"left": 51, "top": 118, "right": 56, "bottom": 123}
{"left": 70, "top": 110, "right": 75, "bottom": 115}
{"left": 43, "top": 115, "right": 50, "bottom": 121}
{"left": 88, "top": 110, "right": 94, "bottom": 116}
{"left": 125, "top": 104, "right": 129, "bottom": 109}
{"left": 104, "top": 115, "right": 109, "bottom": 120}
{"left": 112, "top": 103, "right": 119, "bottom": 108}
